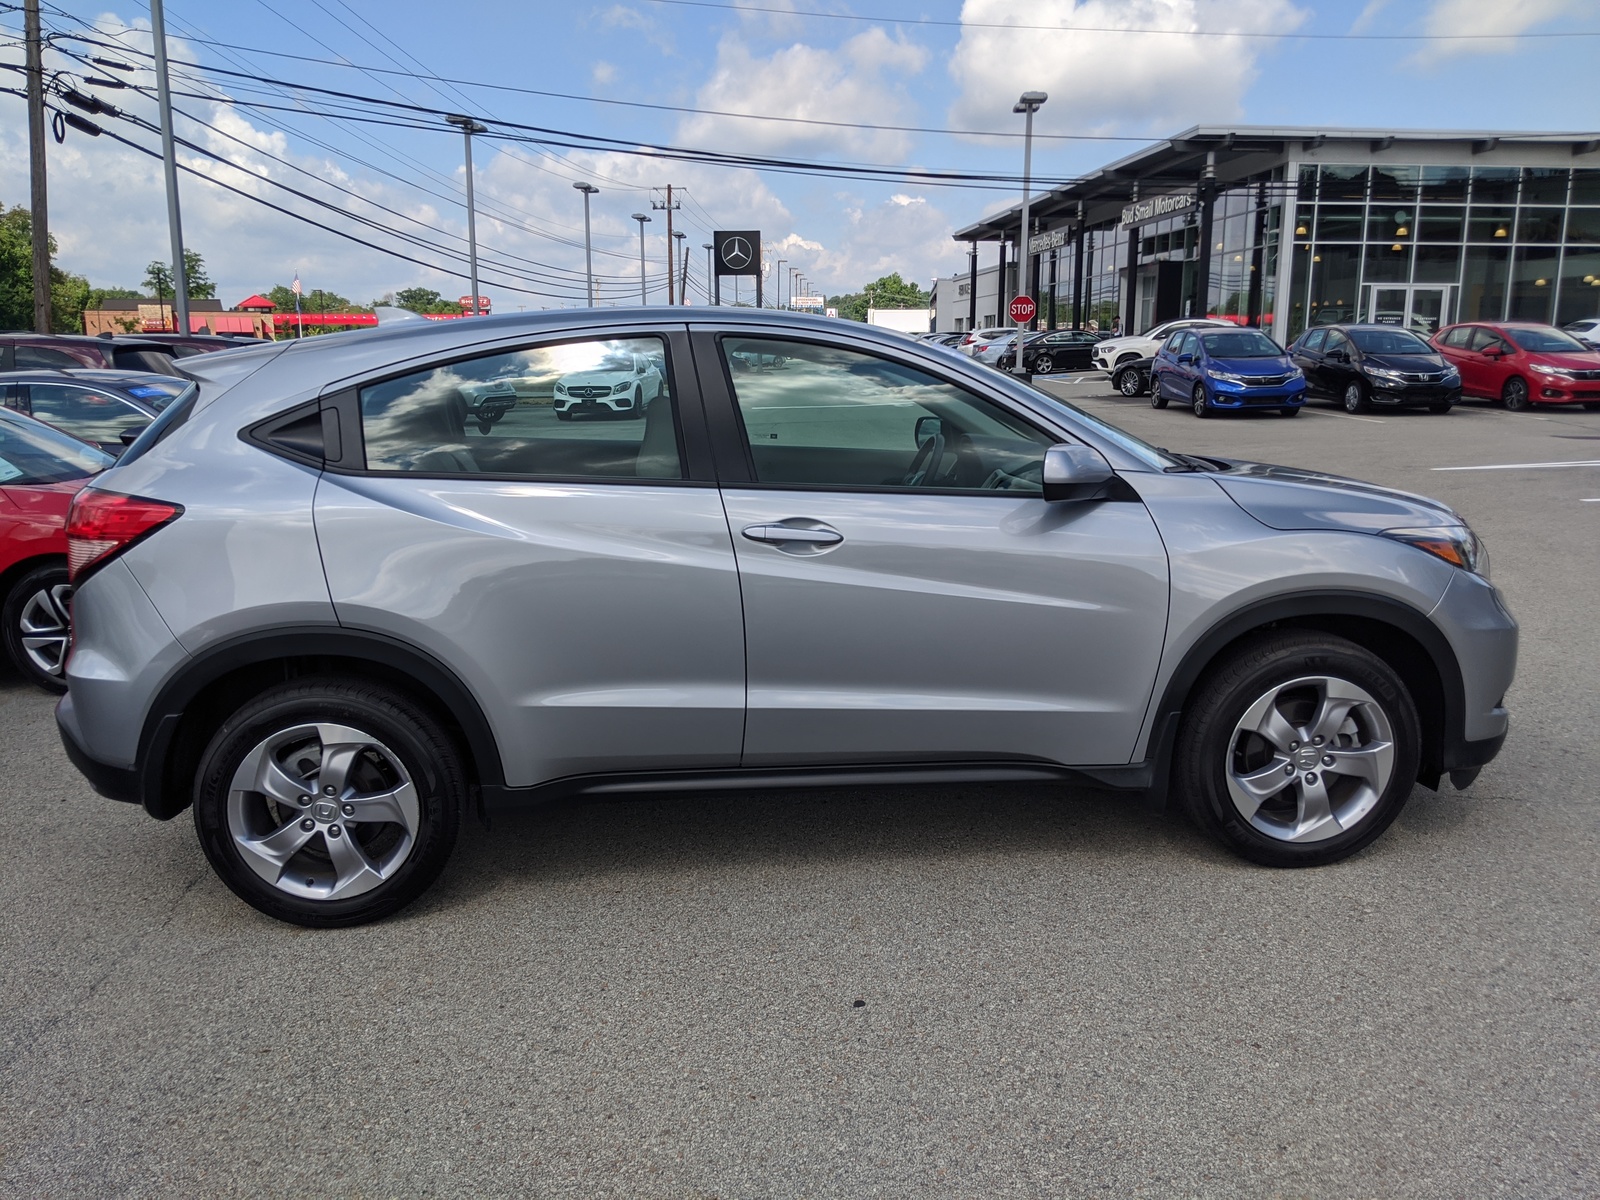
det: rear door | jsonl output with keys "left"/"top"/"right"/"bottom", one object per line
{"left": 695, "top": 329, "right": 1169, "bottom": 769}
{"left": 313, "top": 324, "right": 746, "bottom": 788}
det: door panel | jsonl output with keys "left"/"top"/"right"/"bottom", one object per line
{"left": 723, "top": 490, "right": 1170, "bottom": 766}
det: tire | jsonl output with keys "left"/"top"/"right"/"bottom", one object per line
{"left": 1342, "top": 381, "right": 1368, "bottom": 413}
{"left": 555, "top": 409, "right": 572, "bottom": 421}
{"left": 1192, "top": 383, "right": 1210, "bottom": 418}
{"left": 1280, "top": 406, "right": 1301, "bottom": 417}
{"left": 1502, "top": 377, "right": 1531, "bottom": 412}
{"left": 1117, "top": 367, "right": 1145, "bottom": 398}
{"left": 630, "top": 388, "right": 645, "bottom": 419}
{"left": 1428, "top": 402, "right": 1453, "bottom": 414}
{"left": 1116, "top": 353, "right": 1141, "bottom": 368}
{"left": 1035, "top": 354, "right": 1054, "bottom": 374}
{"left": 475, "top": 419, "right": 493, "bottom": 435}
{"left": 2, "top": 562, "right": 72, "bottom": 694}
{"left": 192, "top": 679, "right": 466, "bottom": 928}
{"left": 1174, "top": 631, "right": 1421, "bottom": 867}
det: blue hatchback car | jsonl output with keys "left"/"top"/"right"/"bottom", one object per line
{"left": 1150, "top": 327, "right": 1306, "bottom": 418}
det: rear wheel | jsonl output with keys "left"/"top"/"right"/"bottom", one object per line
{"left": 1192, "top": 383, "right": 1210, "bottom": 418}
{"left": 1035, "top": 354, "right": 1054, "bottom": 374}
{"left": 2, "top": 563, "right": 71, "bottom": 693}
{"left": 1502, "top": 377, "right": 1531, "bottom": 412}
{"left": 1119, "top": 367, "right": 1147, "bottom": 398}
{"left": 193, "top": 679, "right": 465, "bottom": 927}
{"left": 1342, "top": 381, "right": 1369, "bottom": 413}
{"left": 1175, "top": 632, "right": 1420, "bottom": 867}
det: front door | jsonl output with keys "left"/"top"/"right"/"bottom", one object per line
{"left": 314, "top": 327, "right": 746, "bottom": 788}
{"left": 1366, "top": 285, "right": 1453, "bottom": 336}
{"left": 702, "top": 333, "right": 1170, "bottom": 769}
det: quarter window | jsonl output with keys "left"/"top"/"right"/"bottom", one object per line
{"left": 720, "top": 337, "right": 1054, "bottom": 493}
{"left": 357, "top": 335, "right": 681, "bottom": 480}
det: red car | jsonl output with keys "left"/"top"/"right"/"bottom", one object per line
{"left": 1431, "top": 321, "right": 1600, "bottom": 411}
{"left": 0, "top": 407, "right": 115, "bottom": 691}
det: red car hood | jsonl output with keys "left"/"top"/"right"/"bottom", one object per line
{"left": 1532, "top": 351, "right": 1600, "bottom": 370}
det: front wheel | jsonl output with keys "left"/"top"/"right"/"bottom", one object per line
{"left": 1280, "top": 406, "right": 1301, "bottom": 417}
{"left": 1502, "top": 377, "right": 1531, "bottom": 412}
{"left": 1342, "top": 381, "right": 1368, "bottom": 413}
{"left": 2, "top": 563, "right": 72, "bottom": 693}
{"left": 1118, "top": 367, "right": 1147, "bottom": 398}
{"left": 1192, "top": 383, "right": 1210, "bottom": 418}
{"left": 555, "top": 409, "right": 573, "bottom": 421}
{"left": 193, "top": 679, "right": 466, "bottom": 927}
{"left": 1174, "top": 632, "right": 1421, "bottom": 867}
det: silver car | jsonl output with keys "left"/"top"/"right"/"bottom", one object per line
{"left": 56, "top": 310, "right": 1517, "bottom": 927}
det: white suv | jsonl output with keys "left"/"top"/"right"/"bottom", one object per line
{"left": 1092, "top": 319, "right": 1234, "bottom": 373}
{"left": 553, "top": 349, "right": 664, "bottom": 419}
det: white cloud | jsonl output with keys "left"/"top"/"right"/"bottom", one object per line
{"left": 677, "top": 30, "right": 929, "bottom": 161}
{"left": 1349, "top": 0, "right": 1389, "bottom": 35}
{"left": 1416, "top": 0, "right": 1588, "bottom": 60}
{"left": 947, "top": 0, "right": 1307, "bottom": 137}
{"left": 592, "top": 61, "right": 618, "bottom": 85}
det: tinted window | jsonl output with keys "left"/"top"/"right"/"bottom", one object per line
{"left": 720, "top": 337, "right": 1054, "bottom": 493}
{"left": 1325, "top": 331, "right": 1350, "bottom": 354}
{"left": 27, "top": 384, "right": 151, "bottom": 445}
{"left": 1504, "top": 327, "right": 1589, "bottom": 353}
{"left": 358, "top": 335, "right": 681, "bottom": 480}
{"left": 1349, "top": 329, "right": 1433, "bottom": 354}
{"left": 111, "top": 347, "right": 178, "bottom": 373}
{"left": 15, "top": 345, "right": 84, "bottom": 369}
{"left": 0, "top": 408, "right": 114, "bottom": 484}
{"left": 1301, "top": 329, "right": 1328, "bottom": 353}
{"left": 1200, "top": 331, "right": 1282, "bottom": 358}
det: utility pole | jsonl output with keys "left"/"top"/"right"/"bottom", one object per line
{"left": 447, "top": 114, "right": 488, "bottom": 314}
{"left": 651, "top": 186, "right": 680, "bottom": 304}
{"left": 24, "top": 0, "right": 51, "bottom": 332}
{"left": 631, "top": 213, "right": 650, "bottom": 303}
{"left": 149, "top": 0, "right": 190, "bottom": 335}
{"left": 573, "top": 182, "right": 598, "bottom": 306}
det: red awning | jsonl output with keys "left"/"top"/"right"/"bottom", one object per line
{"left": 235, "top": 294, "right": 276, "bottom": 311}
{"left": 212, "top": 315, "right": 257, "bottom": 333}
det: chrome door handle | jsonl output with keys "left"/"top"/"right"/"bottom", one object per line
{"left": 740, "top": 522, "right": 843, "bottom": 547}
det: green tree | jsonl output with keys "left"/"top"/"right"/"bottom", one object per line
{"left": 0, "top": 203, "right": 103, "bottom": 333}
{"left": 143, "top": 249, "right": 216, "bottom": 301}
{"left": 824, "top": 273, "right": 929, "bottom": 323}
{"left": 391, "top": 285, "right": 465, "bottom": 314}
{"left": 266, "top": 284, "right": 362, "bottom": 312}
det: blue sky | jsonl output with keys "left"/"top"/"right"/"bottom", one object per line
{"left": 2, "top": 0, "right": 1597, "bottom": 309}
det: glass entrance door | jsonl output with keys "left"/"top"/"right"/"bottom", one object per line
{"left": 1365, "top": 285, "right": 1453, "bottom": 335}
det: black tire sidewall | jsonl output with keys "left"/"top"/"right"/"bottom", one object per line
{"left": 193, "top": 680, "right": 464, "bottom": 927}
{"left": 1344, "top": 383, "right": 1364, "bottom": 412}
{"left": 1192, "top": 384, "right": 1209, "bottom": 416}
{"left": 2, "top": 562, "right": 70, "bottom": 694}
{"left": 1503, "top": 378, "right": 1530, "bottom": 410}
{"left": 1175, "top": 633, "right": 1421, "bottom": 867}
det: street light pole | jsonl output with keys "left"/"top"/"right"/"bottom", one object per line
{"left": 447, "top": 114, "right": 488, "bottom": 314}
{"left": 631, "top": 213, "right": 650, "bottom": 303}
{"left": 573, "top": 182, "right": 598, "bottom": 306}
{"left": 673, "top": 231, "right": 688, "bottom": 303}
{"left": 1012, "top": 90, "right": 1047, "bottom": 376}
{"left": 703, "top": 244, "right": 714, "bottom": 305}
{"left": 150, "top": 0, "right": 190, "bottom": 335}
{"left": 775, "top": 259, "right": 786, "bottom": 310}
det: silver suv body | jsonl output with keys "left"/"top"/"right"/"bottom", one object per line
{"left": 56, "top": 310, "right": 1517, "bottom": 926}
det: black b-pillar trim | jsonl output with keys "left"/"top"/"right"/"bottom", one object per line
{"left": 967, "top": 241, "right": 978, "bottom": 331}
{"left": 1194, "top": 156, "right": 1217, "bottom": 319}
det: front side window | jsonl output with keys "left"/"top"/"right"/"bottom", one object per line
{"left": 720, "top": 337, "right": 1055, "bottom": 493}
{"left": 1324, "top": 331, "right": 1350, "bottom": 355}
{"left": 1439, "top": 326, "right": 1473, "bottom": 349}
{"left": 1301, "top": 328, "right": 1328, "bottom": 353}
{"left": 27, "top": 384, "right": 149, "bottom": 444}
{"left": 1467, "top": 327, "right": 1505, "bottom": 353}
{"left": 358, "top": 335, "right": 681, "bottom": 480}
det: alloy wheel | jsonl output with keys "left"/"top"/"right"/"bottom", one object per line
{"left": 1122, "top": 370, "right": 1145, "bottom": 397}
{"left": 1192, "top": 384, "right": 1209, "bottom": 417}
{"left": 1343, "top": 382, "right": 1366, "bottom": 413}
{"left": 225, "top": 722, "right": 422, "bottom": 901}
{"left": 1224, "top": 675, "right": 1395, "bottom": 844}
{"left": 1035, "top": 354, "right": 1054, "bottom": 374}
{"left": 1503, "top": 378, "right": 1530, "bottom": 411}
{"left": 17, "top": 581, "right": 72, "bottom": 680}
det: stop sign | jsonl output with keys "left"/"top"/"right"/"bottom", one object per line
{"left": 1009, "top": 295, "right": 1037, "bottom": 323}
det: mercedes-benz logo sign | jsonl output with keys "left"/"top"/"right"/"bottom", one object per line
{"left": 720, "top": 237, "right": 753, "bottom": 270}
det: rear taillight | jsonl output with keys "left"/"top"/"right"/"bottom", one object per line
{"left": 65, "top": 490, "right": 183, "bottom": 581}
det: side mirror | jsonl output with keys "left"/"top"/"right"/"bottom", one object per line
{"left": 914, "top": 414, "right": 943, "bottom": 446}
{"left": 1042, "top": 444, "right": 1116, "bottom": 503}
{"left": 1177, "top": 353, "right": 1194, "bottom": 365}
{"left": 1481, "top": 346, "right": 1502, "bottom": 358}
{"left": 119, "top": 426, "right": 145, "bottom": 447}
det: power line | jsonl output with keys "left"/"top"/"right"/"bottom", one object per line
{"left": 638, "top": 0, "right": 1600, "bottom": 41}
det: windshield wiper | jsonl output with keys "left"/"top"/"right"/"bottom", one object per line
{"left": 1159, "top": 449, "right": 1220, "bottom": 473}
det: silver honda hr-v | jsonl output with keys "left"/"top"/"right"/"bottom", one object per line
{"left": 55, "top": 310, "right": 1516, "bottom": 927}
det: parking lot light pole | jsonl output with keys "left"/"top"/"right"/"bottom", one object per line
{"left": 446, "top": 114, "right": 488, "bottom": 315}
{"left": 776, "top": 259, "right": 786, "bottom": 309}
{"left": 703, "top": 244, "right": 715, "bottom": 305}
{"left": 573, "top": 182, "right": 598, "bottom": 306}
{"left": 1012, "top": 90, "right": 1046, "bottom": 375}
{"left": 150, "top": 0, "right": 190, "bottom": 335}
{"left": 631, "top": 213, "right": 650, "bottom": 303}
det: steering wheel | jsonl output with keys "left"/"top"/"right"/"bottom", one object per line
{"left": 902, "top": 427, "right": 946, "bottom": 487}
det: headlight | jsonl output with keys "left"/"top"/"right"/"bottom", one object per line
{"left": 612, "top": 382, "right": 632, "bottom": 394}
{"left": 1210, "top": 370, "right": 1244, "bottom": 383}
{"left": 1366, "top": 366, "right": 1403, "bottom": 381}
{"left": 1381, "top": 525, "right": 1489, "bottom": 577}
{"left": 1442, "top": 366, "right": 1460, "bottom": 381}
{"left": 1530, "top": 363, "right": 1572, "bottom": 379}
{"left": 1288, "top": 366, "right": 1304, "bottom": 379}
{"left": 554, "top": 382, "right": 567, "bottom": 394}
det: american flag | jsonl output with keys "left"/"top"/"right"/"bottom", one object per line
{"left": 290, "top": 274, "right": 302, "bottom": 297}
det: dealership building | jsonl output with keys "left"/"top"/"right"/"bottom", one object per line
{"left": 935, "top": 126, "right": 1600, "bottom": 340}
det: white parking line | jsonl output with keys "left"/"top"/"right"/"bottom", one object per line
{"left": 1432, "top": 459, "right": 1600, "bottom": 471}
{"left": 1583, "top": 498, "right": 1600, "bottom": 502}
{"left": 1305, "top": 410, "right": 1387, "bottom": 424}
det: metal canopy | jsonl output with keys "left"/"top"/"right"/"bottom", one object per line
{"left": 953, "top": 124, "right": 1600, "bottom": 243}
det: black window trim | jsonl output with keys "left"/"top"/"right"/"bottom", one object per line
{"left": 692, "top": 327, "right": 1080, "bottom": 497}
{"left": 310, "top": 325, "right": 718, "bottom": 487}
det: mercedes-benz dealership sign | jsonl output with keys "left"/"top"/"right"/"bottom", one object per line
{"left": 713, "top": 230, "right": 762, "bottom": 277}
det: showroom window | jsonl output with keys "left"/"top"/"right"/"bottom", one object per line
{"left": 719, "top": 337, "right": 1054, "bottom": 493}
{"left": 357, "top": 335, "right": 681, "bottom": 480}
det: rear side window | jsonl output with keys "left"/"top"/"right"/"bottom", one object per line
{"left": 112, "top": 347, "right": 178, "bottom": 373}
{"left": 16, "top": 345, "right": 84, "bottom": 369}
{"left": 357, "top": 334, "right": 682, "bottom": 480}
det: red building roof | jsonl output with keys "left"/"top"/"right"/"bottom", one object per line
{"left": 235, "top": 294, "right": 276, "bottom": 311}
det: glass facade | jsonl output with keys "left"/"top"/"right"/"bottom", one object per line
{"left": 1284, "top": 165, "right": 1600, "bottom": 339}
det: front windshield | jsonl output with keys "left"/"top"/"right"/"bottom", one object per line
{"left": 1200, "top": 330, "right": 1283, "bottom": 358}
{"left": 1025, "top": 383, "right": 1179, "bottom": 472}
{"left": 1505, "top": 326, "right": 1589, "bottom": 353}
{"left": 1349, "top": 328, "right": 1433, "bottom": 355}
{"left": 0, "top": 408, "right": 115, "bottom": 484}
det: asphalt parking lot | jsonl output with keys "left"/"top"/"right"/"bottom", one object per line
{"left": 2, "top": 381, "right": 1596, "bottom": 1197}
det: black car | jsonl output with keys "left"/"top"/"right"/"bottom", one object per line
{"left": 1111, "top": 356, "right": 1153, "bottom": 397}
{"left": 1289, "top": 324, "right": 1462, "bottom": 414}
{"left": 0, "top": 369, "right": 191, "bottom": 453}
{"left": 995, "top": 328, "right": 1105, "bottom": 374}
{"left": 0, "top": 332, "right": 178, "bottom": 373}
